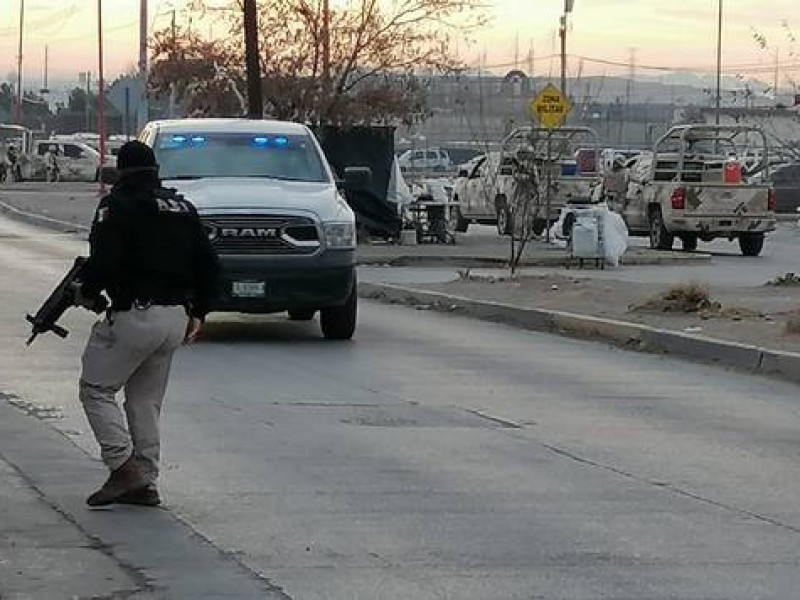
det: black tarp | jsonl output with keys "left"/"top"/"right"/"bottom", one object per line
{"left": 316, "top": 126, "right": 401, "bottom": 238}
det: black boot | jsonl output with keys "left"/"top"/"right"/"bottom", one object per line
{"left": 86, "top": 456, "right": 148, "bottom": 507}
{"left": 116, "top": 485, "right": 161, "bottom": 507}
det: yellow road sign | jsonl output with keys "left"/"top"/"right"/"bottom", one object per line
{"left": 530, "top": 84, "right": 572, "bottom": 129}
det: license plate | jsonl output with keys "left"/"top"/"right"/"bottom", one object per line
{"left": 232, "top": 281, "right": 266, "bottom": 298}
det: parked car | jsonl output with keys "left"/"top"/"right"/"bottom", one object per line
{"left": 397, "top": 148, "right": 452, "bottom": 172}
{"left": 138, "top": 118, "right": 361, "bottom": 339}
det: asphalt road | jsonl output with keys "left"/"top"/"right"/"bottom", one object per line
{"left": 4, "top": 214, "right": 800, "bottom": 599}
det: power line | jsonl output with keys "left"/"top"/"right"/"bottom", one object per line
{"left": 462, "top": 53, "right": 800, "bottom": 78}
{"left": 0, "top": 2, "right": 78, "bottom": 37}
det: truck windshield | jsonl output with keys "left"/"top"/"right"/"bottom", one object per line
{"left": 154, "top": 132, "right": 329, "bottom": 183}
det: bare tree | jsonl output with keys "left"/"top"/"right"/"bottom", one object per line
{"left": 502, "top": 131, "right": 573, "bottom": 276}
{"left": 149, "top": 24, "right": 246, "bottom": 116}
{"left": 506, "top": 150, "right": 542, "bottom": 276}
{"left": 150, "top": 0, "right": 488, "bottom": 124}
{"left": 746, "top": 22, "right": 800, "bottom": 160}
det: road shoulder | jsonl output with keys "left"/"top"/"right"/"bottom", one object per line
{"left": 0, "top": 394, "right": 289, "bottom": 599}
{"left": 359, "top": 281, "right": 800, "bottom": 384}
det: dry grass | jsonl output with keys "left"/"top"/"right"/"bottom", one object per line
{"left": 766, "top": 273, "right": 800, "bottom": 287}
{"left": 631, "top": 282, "right": 721, "bottom": 314}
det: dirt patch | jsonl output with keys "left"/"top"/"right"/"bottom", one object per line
{"left": 413, "top": 271, "right": 800, "bottom": 354}
{"left": 631, "top": 282, "right": 719, "bottom": 314}
{"left": 629, "top": 283, "right": 764, "bottom": 321}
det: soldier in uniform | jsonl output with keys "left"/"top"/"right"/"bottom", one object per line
{"left": 45, "top": 144, "right": 60, "bottom": 183}
{"left": 77, "top": 140, "right": 218, "bottom": 507}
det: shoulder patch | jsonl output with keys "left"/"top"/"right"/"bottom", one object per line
{"left": 155, "top": 197, "right": 192, "bottom": 214}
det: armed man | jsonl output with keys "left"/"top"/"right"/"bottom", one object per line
{"left": 77, "top": 140, "right": 218, "bottom": 508}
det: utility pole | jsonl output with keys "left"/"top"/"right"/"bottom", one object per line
{"left": 321, "top": 0, "right": 331, "bottom": 124}
{"left": 97, "top": 0, "right": 107, "bottom": 194}
{"left": 774, "top": 47, "right": 780, "bottom": 107}
{"left": 559, "top": 15, "right": 566, "bottom": 97}
{"left": 715, "top": 0, "right": 722, "bottom": 126}
{"left": 85, "top": 71, "right": 92, "bottom": 131}
{"left": 168, "top": 8, "right": 177, "bottom": 118}
{"left": 243, "top": 0, "right": 263, "bottom": 119}
{"left": 40, "top": 45, "right": 49, "bottom": 94}
{"left": 623, "top": 47, "right": 635, "bottom": 145}
{"left": 560, "top": 0, "right": 574, "bottom": 98}
{"left": 15, "top": 0, "right": 25, "bottom": 124}
{"left": 137, "top": 0, "right": 148, "bottom": 132}
{"left": 527, "top": 39, "right": 534, "bottom": 79}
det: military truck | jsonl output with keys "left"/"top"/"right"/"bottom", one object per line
{"left": 492, "top": 126, "right": 601, "bottom": 235}
{"left": 615, "top": 124, "right": 776, "bottom": 256}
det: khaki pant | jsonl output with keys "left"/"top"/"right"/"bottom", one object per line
{"left": 80, "top": 305, "right": 187, "bottom": 483}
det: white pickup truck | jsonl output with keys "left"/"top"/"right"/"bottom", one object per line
{"left": 451, "top": 127, "right": 601, "bottom": 236}
{"left": 612, "top": 125, "right": 776, "bottom": 255}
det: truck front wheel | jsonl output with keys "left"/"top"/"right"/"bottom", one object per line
{"left": 738, "top": 232, "right": 764, "bottom": 257}
{"left": 649, "top": 207, "right": 674, "bottom": 250}
{"left": 320, "top": 285, "right": 357, "bottom": 340}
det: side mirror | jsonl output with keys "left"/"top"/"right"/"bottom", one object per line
{"left": 457, "top": 169, "right": 469, "bottom": 178}
{"left": 341, "top": 166, "right": 372, "bottom": 191}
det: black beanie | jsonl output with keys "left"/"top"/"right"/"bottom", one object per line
{"left": 117, "top": 140, "right": 158, "bottom": 171}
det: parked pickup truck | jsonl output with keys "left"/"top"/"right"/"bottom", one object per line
{"left": 451, "top": 127, "right": 601, "bottom": 236}
{"left": 613, "top": 125, "right": 776, "bottom": 256}
{"left": 451, "top": 152, "right": 501, "bottom": 233}
{"left": 139, "top": 118, "right": 362, "bottom": 340}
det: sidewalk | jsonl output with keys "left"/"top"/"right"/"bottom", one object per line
{"left": 0, "top": 396, "right": 288, "bottom": 599}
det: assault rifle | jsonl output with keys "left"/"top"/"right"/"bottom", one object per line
{"left": 25, "top": 257, "right": 108, "bottom": 345}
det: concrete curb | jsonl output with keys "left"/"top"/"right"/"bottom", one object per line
{"left": 358, "top": 250, "right": 711, "bottom": 268}
{"left": 358, "top": 281, "right": 800, "bottom": 384}
{"left": 0, "top": 198, "right": 90, "bottom": 235}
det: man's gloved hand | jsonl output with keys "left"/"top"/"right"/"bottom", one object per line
{"left": 184, "top": 317, "right": 202, "bottom": 344}
{"left": 70, "top": 282, "right": 108, "bottom": 314}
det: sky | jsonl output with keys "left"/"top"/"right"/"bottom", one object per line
{"left": 0, "top": 0, "right": 797, "bottom": 94}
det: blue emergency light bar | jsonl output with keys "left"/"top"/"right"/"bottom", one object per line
{"left": 251, "top": 135, "right": 290, "bottom": 147}
{"left": 166, "top": 134, "right": 293, "bottom": 148}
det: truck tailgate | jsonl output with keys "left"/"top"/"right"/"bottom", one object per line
{"left": 685, "top": 183, "right": 771, "bottom": 216}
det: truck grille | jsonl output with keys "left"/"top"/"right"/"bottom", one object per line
{"left": 202, "top": 215, "right": 320, "bottom": 255}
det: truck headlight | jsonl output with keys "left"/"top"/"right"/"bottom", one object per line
{"left": 323, "top": 222, "right": 356, "bottom": 249}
